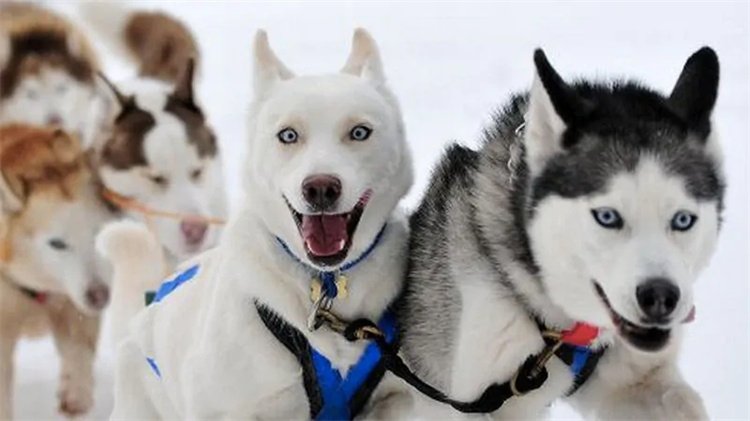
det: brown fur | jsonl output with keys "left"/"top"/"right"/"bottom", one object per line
{"left": 0, "top": 3, "right": 99, "bottom": 97}
{"left": 124, "top": 11, "right": 199, "bottom": 84}
{"left": 0, "top": 124, "right": 101, "bottom": 419}
{"left": 0, "top": 124, "right": 84, "bottom": 203}
{"left": 99, "top": 105, "right": 155, "bottom": 170}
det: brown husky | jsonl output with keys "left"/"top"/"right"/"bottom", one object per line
{"left": 0, "top": 124, "right": 115, "bottom": 418}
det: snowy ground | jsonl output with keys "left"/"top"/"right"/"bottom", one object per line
{"left": 13, "top": 1, "right": 749, "bottom": 420}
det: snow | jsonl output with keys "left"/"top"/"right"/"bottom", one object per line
{"left": 13, "top": 1, "right": 748, "bottom": 419}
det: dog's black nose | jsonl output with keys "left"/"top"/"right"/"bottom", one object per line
{"left": 302, "top": 174, "right": 341, "bottom": 211}
{"left": 637, "top": 278, "right": 680, "bottom": 323}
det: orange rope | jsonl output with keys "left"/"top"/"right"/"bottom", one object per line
{"left": 101, "top": 188, "right": 226, "bottom": 226}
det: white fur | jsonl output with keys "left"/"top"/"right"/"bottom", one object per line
{"left": 97, "top": 78, "right": 228, "bottom": 265}
{"left": 529, "top": 156, "right": 718, "bottom": 334}
{"left": 96, "top": 220, "right": 166, "bottom": 344}
{"left": 0, "top": 67, "right": 106, "bottom": 147}
{"left": 3, "top": 184, "right": 114, "bottom": 315}
{"left": 106, "top": 29, "right": 416, "bottom": 418}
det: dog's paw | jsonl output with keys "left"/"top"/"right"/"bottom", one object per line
{"left": 596, "top": 382, "right": 708, "bottom": 420}
{"left": 57, "top": 373, "right": 93, "bottom": 418}
{"left": 661, "top": 383, "right": 709, "bottom": 420}
{"left": 95, "top": 220, "right": 161, "bottom": 263}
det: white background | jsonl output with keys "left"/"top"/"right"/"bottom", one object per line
{"left": 13, "top": 1, "right": 749, "bottom": 419}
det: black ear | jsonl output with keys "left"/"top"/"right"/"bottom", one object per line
{"left": 668, "top": 47, "right": 719, "bottom": 137}
{"left": 533, "top": 49, "right": 588, "bottom": 125}
{"left": 171, "top": 58, "right": 201, "bottom": 113}
{"left": 97, "top": 72, "right": 143, "bottom": 122}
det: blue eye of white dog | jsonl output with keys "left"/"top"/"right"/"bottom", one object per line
{"left": 277, "top": 128, "right": 298, "bottom": 144}
{"left": 591, "top": 207, "right": 623, "bottom": 229}
{"left": 349, "top": 125, "right": 372, "bottom": 141}
{"left": 48, "top": 238, "right": 69, "bottom": 251}
{"left": 671, "top": 211, "right": 697, "bottom": 231}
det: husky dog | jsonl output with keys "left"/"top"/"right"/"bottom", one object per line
{"left": 398, "top": 47, "right": 721, "bottom": 419}
{"left": 0, "top": 124, "right": 115, "bottom": 419}
{"left": 82, "top": 4, "right": 226, "bottom": 267}
{"left": 0, "top": 3, "right": 105, "bottom": 146}
{"left": 98, "top": 29, "right": 414, "bottom": 419}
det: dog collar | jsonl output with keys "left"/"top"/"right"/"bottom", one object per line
{"left": 556, "top": 322, "right": 600, "bottom": 347}
{"left": 275, "top": 225, "right": 386, "bottom": 299}
{"left": 276, "top": 225, "right": 386, "bottom": 331}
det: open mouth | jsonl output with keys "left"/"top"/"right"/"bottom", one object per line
{"left": 593, "top": 282, "right": 671, "bottom": 352}
{"left": 285, "top": 190, "right": 371, "bottom": 267}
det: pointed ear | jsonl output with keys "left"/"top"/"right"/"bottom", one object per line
{"left": 668, "top": 47, "right": 719, "bottom": 137}
{"left": 171, "top": 58, "right": 200, "bottom": 111}
{"left": 341, "top": 28, "right": 385, "bottom": 84}
{"left": 97, "top": 72, "right": 143, "bottom": 121}
{"left": 253, "top": 30, "right": 294, "bottom": 100}
{"left": 524, "top": 49, "right": 587, "bottom": 174}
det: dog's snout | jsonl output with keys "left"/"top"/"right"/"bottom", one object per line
{"left": 181, "top": 218, "right": 209, "bottom": 246}
{"left": 636, "top": 278, "right": 680, "bottom": 323}
{"left": 85, "top": 282, "right": 110, "bottom": 311}
{"left": 302, "top": 174, "right": 341, "bottom": 210}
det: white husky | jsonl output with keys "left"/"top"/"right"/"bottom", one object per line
{"left": 99, "top": 29, "right": 415, "bottom": 419}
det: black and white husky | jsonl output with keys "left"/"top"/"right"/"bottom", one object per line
{"left": 398, "top": 47, "right": 722, "bottom": 419}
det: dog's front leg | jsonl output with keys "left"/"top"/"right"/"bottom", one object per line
{"left": 572, "top": 358, "right": 708, "bottom": 420}
{"left": 359, "top": 375, "right": 415, "bottom": 420}
{"left": 48, "top": 299, "right": 100, "bottom": 418}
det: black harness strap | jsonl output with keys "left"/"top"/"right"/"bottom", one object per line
{"left": 342, "top": 318, "right": 549, "bottom": 414}
{"left": 255, "top": 303, "right": 322, "bottom": 417}
{"left": 254, "top": 303, "right": 388, "bottom": 419}
{"left": 254, "top": 306, "right": 604, "bottom": 417}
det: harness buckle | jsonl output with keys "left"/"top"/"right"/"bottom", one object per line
{"left": 307, "top": 294, "right": 333, "bottom": 332}
{"left": 509, "top": 339, "right": 562, "bottom": 397}
{"left": 355, "top": 325, "right": 384, "bottom": 340}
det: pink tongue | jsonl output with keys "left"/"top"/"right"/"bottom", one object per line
{"left": 682, "top": 306, "right": 696, "bottom": 324}
{"left": 301, "top": 214, "right": 348, "bottom": 257}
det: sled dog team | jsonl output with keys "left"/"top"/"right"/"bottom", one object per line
{"left": 0, "top": 3, "right": 723, "bottom": 420}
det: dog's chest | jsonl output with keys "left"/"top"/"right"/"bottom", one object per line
{"left": 449, "top": 279, "right": 575, "bottom": 417}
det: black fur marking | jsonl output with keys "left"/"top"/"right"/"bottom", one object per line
{"left": 1, "top": 29, "right": 93, "bottom": 97}
{"left": 533, "top": 49, "right": 591, "bottom": 125}
{"left": 668, "top": 47, "right": 720, "bottom": 138}
{"left": 530, "top": 80, "right": 724, "bottom": 207}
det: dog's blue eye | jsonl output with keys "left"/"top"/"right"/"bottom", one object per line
{"left": 349, "top": 125, "right": 372, "bottom": 141}
{"left": 277, "top": 128, "right": 298, "bottom": 144}
{"left": 48, "top": 238, "right": 68, "bottom": 251}
{"left": 671, "top": 211, "right": 697, "bottom": 231}
{"left": 591, "top": 207, "right": 623, "bottom": 229}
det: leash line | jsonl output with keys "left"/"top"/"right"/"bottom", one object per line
{"left": 101, "top": 188, "right": 227, "bottom": 225}
{"left": 315, "top": 309, "right": 598, "bottom": 414}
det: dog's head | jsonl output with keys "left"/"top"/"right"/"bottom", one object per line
{"left": 96, "top": 61, "right": 226, "bottom": 261}
{"left": 0, "top": 125, "right": 114, "bottom": 314}
{"left": 0, "top": 28, "right": 99, "bottom": 140}
{"left": 246, "top": 29, "right": 412, "bottom": 269}
{"left": 523, "top": 48, "right": 722, "bottom": 352}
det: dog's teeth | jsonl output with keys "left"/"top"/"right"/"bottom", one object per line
{"left": 337, "top": 239, "right": 346, "bottom": 251}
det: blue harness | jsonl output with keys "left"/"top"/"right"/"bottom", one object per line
{"left": 145, "top": 228, "right": 393, "bottom": 420}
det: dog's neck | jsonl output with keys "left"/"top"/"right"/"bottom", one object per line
{"left": 472, "top": 118, "right": 577, "bottom": 331}
{"left": 221, "top": 206, "right": 407, "bottom": 335}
